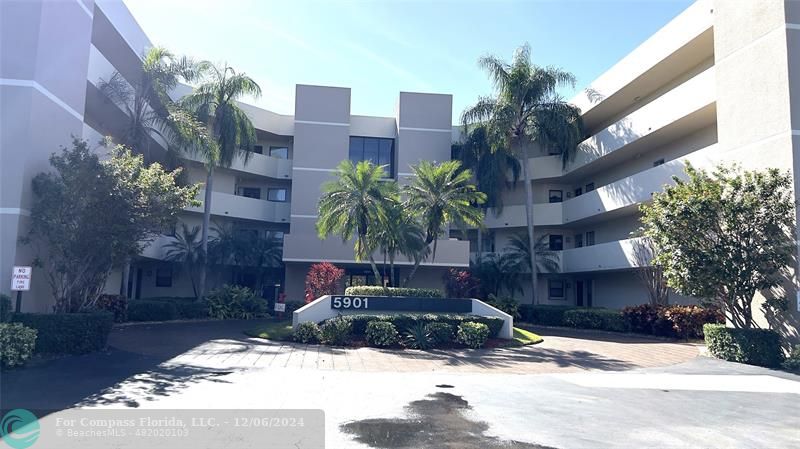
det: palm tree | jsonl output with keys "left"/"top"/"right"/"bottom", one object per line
{"left": 163, "top": 223, "right": 204, "bottom": 299}
{"left": 504, "top": 233, "right": 561, "bottom": 275}
{"left": 403, "top": 160, "right": 486, "bottom": 286}
{"left": 369, "top": 199, "right": 428, "bottom": 286}
{"left": 462, "top": 43, "right": 584, "bottom": 304}
{"left": 317, "top": 160, "right": 396, "bottom": 282}
{"left": 181, "top": 63, "right": 262, "bottom": 297}
{"left": 470, "top": 252, "right": 524, "bottom": 298}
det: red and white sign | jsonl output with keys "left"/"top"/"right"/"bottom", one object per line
{"left": 11, "top": 266, "right": 31, "bottom": 291}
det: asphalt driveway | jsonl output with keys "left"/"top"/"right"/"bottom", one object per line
{"left": 2, "top": 320, "right": 798, "bottom": 448}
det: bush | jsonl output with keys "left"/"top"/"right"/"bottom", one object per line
{"left": 305, "top": 262, "right": 344, "bottom": 302}
{"left": 621, "top": 304, "right": 660, "bottom": 334}
{"left": 343, "top": 286, "right": 443, "bottom": 298}
{"left": 456, "top": 322, "right": 490, "bottom": 349}
{"left": 94, "top": 294, "right": 128, "bottom": 322}
{"left": 341, "top": 313, "right": 503, "bottom": 338}
{"left": 443, "top": 269, "right": 480, "bottom": 298}
{"left": 425, "top": 322, "right": 454, "bottom": 345}
{"left": 293, "top": 322, "right": 322, "bottom": 344}
{"left": 782, "top": 345, "right": 800, "bottom": 372}
{"left": 365, "top": 321, "right": 400, "bottom": 347}
{"left": 11, "top": 312, "right": 113, "bottom": 354}
{"left": 403, "top": 323, "right": 433, "bottom": 350}
{"left": 320, "top": 316, "right": 352, "bottom": 345}
{"left": 0, "top": 294, "right": 12, "bottom": 322}
{"left": 486, "top": 294, "right": 520, "bottom": 319}
{"left": 206, "top": 285, "right": 268, "bottom": 320}
{"left": 563, "top": 309, "right": 628, "bottom": 332}
{"left": 0, "top": 323, "right": 37, "bottom": 367}
{"left": 703, "top": 324, "right": 784, "bottom": 368}
{"left": 128, "top": 300, "right": 179, "bottom": 322}
{"left": 622, "top": 304, "right": 724, "bottom": 339}
{"left": 521, "top": 305, "right": 573, "bottom": 326}
{"left": 284, "top": 302, "right": 305, "bottom": 315}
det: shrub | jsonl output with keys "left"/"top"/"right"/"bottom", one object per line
{"left": 703, "top": 324, "right": 784, "bottom": 368}
{"left": 206, "top": 285, "right": 268, "bottom": 320}
{"left": 344, "top": 315, "right": 383, "bottom": 335}
{"left": 305, "top": 262, "right": 344, "bottom": 302}
{"left": 0, "top": 294, "right": 12, "bottom": 322}
{"left": 404, "top": 323, "right": 433, "bottom": 350}
{"left": 0, "top": 323, "right": 37, "bottom": 367}
{"left": 11, "top": 312, "right": 113, "bottom": 354}
{"left": 456, "top": 322, "right": 490, "bottom": 349}
{"left": 621, "top": 304, "right": 661, "bottom": 334}
{"left": 365, "top": 321, "right": 400, "bottom": 348}
{"left": 443, "top": 269, "right": 480, "bottom": 298}
{"left": 563, "top": 309, "right": 628, "bottom": 332}
{"left": 284, "top": 302, "right": 305, "bottom": 315}
{"left": 522, "top": 305, "right": 573, "bottom": 326}
{"left": 343, "top": 286, "right": 443, "bottom": 298}
{"left": 486, "top": 294, "right": 520, "bottom": 319}
{"left": 320, "top": 316, "right": 352, "bottom": 345}
{"left": 341, "top": 313, "right": 503, "bottom": 338}
{"left": 782, "top": 345, "right": 800, "bottom": 372}
{"left": 294, "top": 322, "right": 322, "bottom": 344}
{"left": 128, "top": 300, "right": 179, "bottom": 322}
{"left": 425, "top": 322, "right": 454, "bottom": 345}
{"left": 94, "top": 294, "right": 128, "bottom": 322}
{"left": 622, "top": 304, "right": 724, "bottom": 339}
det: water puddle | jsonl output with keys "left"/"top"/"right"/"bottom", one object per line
{"left": 340, "top": 392, "right": 555, "bottom": 448}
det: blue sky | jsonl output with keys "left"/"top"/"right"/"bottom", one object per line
{"left": 126, "top": 0, "right": 693, "bottom": 123}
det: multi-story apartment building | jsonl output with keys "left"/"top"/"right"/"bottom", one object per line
{"left": 1, "top": 0, "right": 798, "bottom": 339}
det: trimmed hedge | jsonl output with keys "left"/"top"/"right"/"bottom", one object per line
{"left": 365, "top": 321, "right": 400, "bottom": 347}
{"left": 128, "top": 298, "right": 210, "bottom": 322}
{"left": 94, "top": 294, "right": 128, "bottom": 322}
{"left": 783, "top": 345, "right": 800, "bottom": 372}
{"left": 338, "top": 313, "right": 503, "bottom": 338}
{"left": 343, "top": 286, "right": 443, "bottom": 298}
{"left": 520, "top": 305, "right": 574, "bottom": 326}
{"left": 294, "top": 321, "right": 322, "bottom": 344}
{"left": 456, "top": 322, "right": 490, "bottom": 349}
{"left": 0, "top": 323, "right": 37, "bottom": 367}
{"left": 703, "top": 324, "right": 784, "bottom": 368}
{"left": 0, "top": 294, "right": 12, "bottom": 322}
{"left": 425, "top": 322, "right": 454, "bottom": 345}
{"left": 563, "top": 309, "right": 628, "bottom": 332}
{"left": 622, "top": 304, "right": 723, "bottom": 339}
{"left": 321, "top": 316, "right": 352, "bottom": 345}
{"left": 11, "top": 312, "right": 113, "bottom": 354}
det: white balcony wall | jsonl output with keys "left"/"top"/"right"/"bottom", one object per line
{"left": 182, "top": 151, "right": 292, "bottom": 180}
{"left": 187, "top": 190, "right": 290, "bottom": 223}
{"left": 561, "top": 238, "right": 644, "bottom": 273}
{"left": 483, "top": 203, "right": 563, "bottom": 228}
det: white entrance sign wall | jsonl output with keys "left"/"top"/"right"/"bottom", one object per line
{"left": 293, "top": 295, "right": 514, "bottom": 339}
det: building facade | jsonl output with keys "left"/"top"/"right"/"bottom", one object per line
{"left": 1, "top": 0, "right": 799, "bottom": 341}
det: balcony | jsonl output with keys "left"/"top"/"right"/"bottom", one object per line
{"left": 187, "top": 190, "right": 291, "bottom": 223}
{"left": 182, "top": 151, "right": 292, "bottom": 180}
{"left": 561, "top": 238, "right": 646, "bottom": 273}
{"left": 483, "top": 203, "right": 562, "bottom": 228}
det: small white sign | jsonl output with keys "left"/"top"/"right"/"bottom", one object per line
{"left": 274, "top": 303, "right": 286, "bottom": 313}
{"left": 11, "top": 266, "right": 32, "bottom": 291}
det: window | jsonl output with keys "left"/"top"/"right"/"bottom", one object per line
{"left": 252, "top": 145, "right": 263, "bottom": 154}
{"left": 574, "top": 187, "right": 583, "bottom": 197}
{"left": 271, "top": 231, "right": 285, "bottom": 241}
{"left": 235, "top": 228, "right": 259, "bottom": 240}
{"left": 349, "top": 136, "right": 394, "bottom": 177}
{"left": 574, "top": 233, "right": 583, "bottom": 248}
{"left": 267, "top": 188, "right": 287, "bottom": 202}
{"left": 585, "top": 182, "right": 595, "bottom": 192}
{"left": 653, "top": 158, "right": 665, "bottom": 167}
{"left": 269, "top": 146, "right": 289, "bottom": 159}
{"left": 549, "top": 234, "right": 563, "bottom": 251}
{"left": 239, "top": 187, "right": 261, "bottom": 199}
{"left": 586, "top": 231, "right": 595, "bottom": 246}
{"left": 548, "top": 280, "right": 565, "bottom": 299}
{"left": 549, "top": 190, "right": 563, "bottom": 203}
{"left": 155, "top": 266, "right": 172, "bottom": 287}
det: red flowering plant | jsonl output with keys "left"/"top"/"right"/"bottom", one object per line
{"left": 304, "top": 262, "right": 344, "bottom": 303}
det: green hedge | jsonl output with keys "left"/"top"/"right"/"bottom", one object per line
{"left": 456, "top": 322, "right": 490, "bottom": 349}
{"left": 519, "top": 305, "right": 574, "bottom": 326}
{"left": 703, "top": 324, "right": 784, "bottom": 368}
{"left": 0, "top": 323, "right": 37, "bottom": 367}
{"left": 128, "top": 298, "right": 209, "bottom": 322}
{"left": 365, "top": 321, "right": 400, "bottom": 347}
{"left": 343, "top": 286, "right": 443, "bottom": 298}
{"left": 563, "top": 309, "right": 628, "bottom": 332}
{"left": 11, "top": 312, "right": 113, "bottom": 354}
{"left": 338, "top": 313, "right": 503, "bottom": 338}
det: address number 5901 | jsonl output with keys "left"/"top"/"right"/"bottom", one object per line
{"left": 332, "top": 296, "right": 369, "bottom": 309}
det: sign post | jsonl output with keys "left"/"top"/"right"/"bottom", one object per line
{"left": 10, "top": 266, "right": 31, "bottom": 313}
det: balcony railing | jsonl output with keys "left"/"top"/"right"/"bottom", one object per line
{"left": 283, "top": 236, "right": 470, "bottom": 267}
{"left": 187, "top": 190, "right": 291, "bottom": 223}
{"left": 561, "top": 238, "right": 648, "bottom": 273}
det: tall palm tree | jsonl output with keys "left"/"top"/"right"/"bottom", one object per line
{"left": 462, "top": 43, "right": 584, "bottom": 304}
{"left": 504, "top": 233, "right": 561, "bottom": 275}
{"left": 369, "top": 199, "right": 428, "bottom": 286}
{"left": 163, "top": 223, "right": 204, "bottom": 299}
{"left": 317, "top": 160, "right": 396, "bottom": 282}
{"left": 403, "top": 160, "right": 486, "bottom": 286}
{"left": 181, "top": 63, "right": 262, "bottom": 296}
{"left": 470, "top": 252, "right": 524, "bottom": 298}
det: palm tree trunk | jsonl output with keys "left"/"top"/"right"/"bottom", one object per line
{"left": 199, "top": 166, "right": 214, "bottom": 297}
{"left": 389, "top": 254, "right": 395, "bottom": 287}
{"left": 520, "top": 144, "right": 538, "bottom": 305}
{"left": 477, "top": 227, "right": 483, "bottom": 256}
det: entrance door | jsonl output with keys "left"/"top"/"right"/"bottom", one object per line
{"left": 586, "top": 279, "right": 593, "bottom": 307}
{"left": 576, "top": 281, "right": 584, "bottom": 306}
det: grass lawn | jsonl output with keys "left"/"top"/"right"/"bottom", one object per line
{"left": 244, "top": 319, "right": 294, "bottom": 341}
{"left": 504, "top": 327, "right": 544, "bottom": 347}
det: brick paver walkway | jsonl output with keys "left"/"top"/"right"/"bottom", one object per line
{"left": 111, "top": 320, "right": 700, "bottom": 375}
